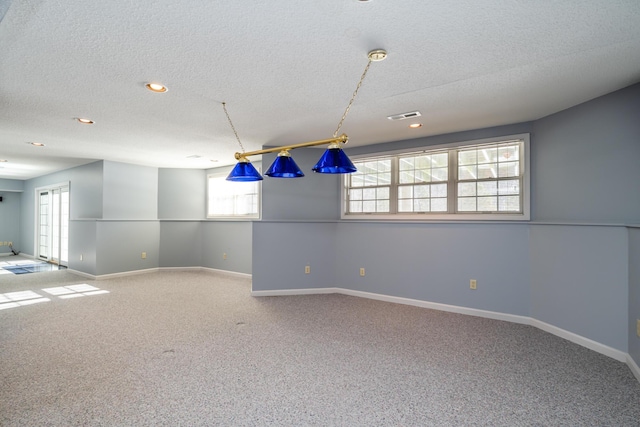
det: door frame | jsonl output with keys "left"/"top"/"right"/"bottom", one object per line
{"left": 34, "top": 181, "right": 70, "bottom": 266}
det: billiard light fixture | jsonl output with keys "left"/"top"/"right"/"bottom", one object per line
{"left": 225, "top": 49, "right": 387, "bottom": 181}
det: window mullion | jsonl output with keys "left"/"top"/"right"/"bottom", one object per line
{"left": 448, "top": 148, "right": 457, "bottom": 213}
{"left": 390, "top": 156, "right": 398, "bottom": 214}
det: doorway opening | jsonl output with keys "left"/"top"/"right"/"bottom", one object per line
{"left": 36, "top": 183, "right": 69, "bottom": 267}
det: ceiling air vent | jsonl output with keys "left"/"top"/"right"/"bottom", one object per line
{"left": 387, "top": 111, "right": 422, "bottom": 121}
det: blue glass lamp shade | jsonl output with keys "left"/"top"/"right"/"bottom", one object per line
{"left": 312, "top": 145, "right": 357, "bottom": 174}
{"left": 265, "top": 151, "right": 304, "bottom": 178}
{"left": 226, "top": 158, "right": 263, "bottom": 181}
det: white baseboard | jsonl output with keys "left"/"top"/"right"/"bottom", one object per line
{"left": 251, "top": 286, "right": 632, "bottom": 368}
{"left": 251, "top": 287, "right": 339, "bottom": 297}
{"left": 199, "top": 267, "right": 252, "bottom": 279}
{"left": 530, "top": 318, "right": 627, "bottom": 362}
{"left": 67, "top": 266, "right": 252, "bottom": 281}
{"left": 628, "top": 354, "right": 640, "bottom": 383}
{"left": 338, "top": 288, "right": 531, "bottom": 325}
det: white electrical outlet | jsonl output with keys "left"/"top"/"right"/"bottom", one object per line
{"left": 80, "top": 254, "right": 83, "bottom": 261}
{"left": 360, "top": 268, "right": 365, "bottom": 277}
{"left": 141, "top": 252, "right": 147, "bottom": 259}
{"left": 305, "top": 266, "right": 310, "bottom": 274}
{"left": 470, "top": 279, "right": 477, "bottom": 290}
{"left": 637, "top": 319, "right": 640, "bottom": 338}
{"left": 223, "top": 253, "right": 227, "bottom": 260}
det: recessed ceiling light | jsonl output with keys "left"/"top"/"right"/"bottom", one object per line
{"left": 76, "top": 117, "right": 95, "bottom": 124}
{"left": 409, "top": 123, "right": 423, "bottom": 128}
{"left": 30, "top": 142, "right": 45, "bottom": 147}
{"left": 145, "top": 82, "right": 168, "bottom": 93}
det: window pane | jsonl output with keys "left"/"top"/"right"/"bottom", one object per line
{"left": 363, "top": 188, "right": 376, "bottom": 200}
{"left": 458, "top": 182, "right": 476, "bottom": 197}
{"left": 431, "top": 167, "right": 448, "bottom": 181}
{"left": 478, "top": 147, "right": 498, "bottom": 164}
{"left": 431, "top": 153, "right": 448, "bottom": 167}
{"left": 458, "top": 150, "right": 477, "bottom": 165}
{"left": 458, "top": 165, "right": 477, "bottom": 180}
{"left": 458, "top": 197, "right": 476, "bottom": 211}
{"left": 498, "top": 162, "right": 519, "bottom": 177}
{"left": 377, "top": 200, "right": 390, "bottom": 212}
{"left": 414, "top": 185, "right": 430, "bottom": 198}
{"left": 413, "top": 199, "right": 429, "bottom": 212}
{"left": 363, "top": 201, "right": 376, "bottom": 212}
{"left": 398, "top": 199, "right": 413, "bottom": 212}
{"left": 498, "top": 180, "right": 519, "bottom": 195}
{"left": 353, "top": 159, "right": 391, "bottom": 188}
{"left": 477, "top": 181, "right": 497, "bottom": 196}
{"left": 431, "top": 198, "right": 447, "bottom": 211}
{"left": 477, "top": 163, "right": 497, "bottom": 179}
{"left": 399, "top": 157, "right": 414, "bottom": 171}
{"left": 477, "top": 196, "right": 497, "bottom": 211}
{"left": 499, "top": 145, "right": 519, "bottom": 162}
{"left": 499, "top": 196, "right": 520, "bottom": 211}
{"left": 377, "top": 187, "right": 389, "bottom": 199}
{"left": 349, "top": 188, "right": 362, "bottom": 200}
{"left": 351, "top": 174, "right": 364, "bottom": 187}
{"left": 399, "top": 171, "right": 414, "bottom": 184}
{"left": 350, "top": 201, "right": 363, "bottom": 212}
{"left": 431, "top": 183, "right": 447, "bottom": 198}
{"left": 415, "top": 169, "right": 431, "bottom": 183}
{"left": 398, "top": 186, "right": 413, "bottom": 198}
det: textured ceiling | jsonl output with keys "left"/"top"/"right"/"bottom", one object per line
{"left": 1, "top": 0, "right": 639, "bottom": 180}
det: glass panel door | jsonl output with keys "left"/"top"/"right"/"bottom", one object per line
{"left": 36, "top": 185, "right": 69, "bottom": 267}
{"left": 38, "top": 191, "right": 50, "bottom": 260}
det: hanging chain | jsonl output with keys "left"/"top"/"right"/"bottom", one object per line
{"left": 222, "top": 102, "right": 245, "bottom": 154}
{"left": 333, "top": 58, "right": 373, "bottom": 138}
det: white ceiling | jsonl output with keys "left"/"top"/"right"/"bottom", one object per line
{"left": 1, "top": 0, "right": 639, "bottom": 180}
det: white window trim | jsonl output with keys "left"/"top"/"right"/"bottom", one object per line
{"left": 206, "top": 167, "right": 262, "bottom": 220}
{"left": 341, "top": 134, "right": 530, "bottom": 221}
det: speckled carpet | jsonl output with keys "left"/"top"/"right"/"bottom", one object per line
{"left": 1, "top": 270, "right": 639, "bottom": 426}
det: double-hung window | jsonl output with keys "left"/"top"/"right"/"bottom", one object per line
{"left": 207, "top": 171, "right": 260, "bottom": 219}
{"left": 343, "top": 134, "right": 529, "bottom": 220}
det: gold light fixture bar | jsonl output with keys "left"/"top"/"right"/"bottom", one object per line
{"left": 234, "top": 134, "right": 348, "bottom": 160}
{"left": 225, "top": 49, "right": 387, "bottom": 180}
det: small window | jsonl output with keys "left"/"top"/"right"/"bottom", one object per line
{"left": 343, "top": 134, "right": 529, "bottom": 221}
{"left": 207, "top": 171, "right": 260, "bottom": 219}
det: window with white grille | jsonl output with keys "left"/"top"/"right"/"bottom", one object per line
{"left": 343, "top": 134, "right": 529, "bottom": 220}
{"left": 207, "top": 172, "right": 260, "bottom": 219}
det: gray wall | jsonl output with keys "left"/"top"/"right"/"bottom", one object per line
{"left": 96, "top": 221, "right": 160, "bottom": 275}
{"left": 336, "top": 222, "right": 530, "bottom": 316}
{"left": 0, "top": 191, "right": 22, "bottom": 255}
{"left": 158, "top": 168, "right": 206, "bottom": 219}
{"left": 531, "top": 83, "right": 640, "bottom": 223}
{"left": 0, "top": 178, "right": 24, "bottom": 192}
{"left": 253, "top": 222, "right": 337, "bottom": 291}
{"left": 102, "top": 161, "right": 158, "bottom": 220}
{"left": 529, "top": 225, "right": 628, "bottom": 350}
{"left": 630, "top": 228, "right": 640, "bottom": 365}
